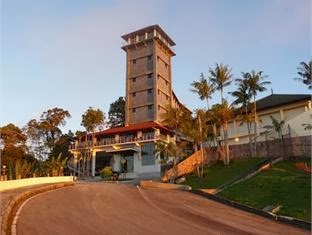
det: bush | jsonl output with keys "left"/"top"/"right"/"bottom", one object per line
{"left": 100, "top": 166, "right": 113, "bottom": 180}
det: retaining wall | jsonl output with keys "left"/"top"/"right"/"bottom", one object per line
{"left": 0, "top": 176, "right": 74, "bottom": 192}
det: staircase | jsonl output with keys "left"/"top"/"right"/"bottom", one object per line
{"left": 162, "top": 150, "right": 205, "bottom": 182}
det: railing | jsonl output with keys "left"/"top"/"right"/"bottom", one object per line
{"left": 70, "top": 133, "right": 167, "bottom": 150}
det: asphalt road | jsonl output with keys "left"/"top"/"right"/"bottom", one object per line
{"left": 17, "top": 182, "right": 309, "bottom": 235}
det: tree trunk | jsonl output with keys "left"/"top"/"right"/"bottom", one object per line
{"left": 223, "top": 123, "right": 230, "bottom": 165}
{"left": 253, "top": 96, "right": 257, "bottom": 158}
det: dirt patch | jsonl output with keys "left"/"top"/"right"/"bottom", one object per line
{"left": 295, "top": 163, "right": 312, "bottom": 174}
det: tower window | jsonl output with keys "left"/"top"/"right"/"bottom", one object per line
{"left": 147, "top": 55, "right": 152, "bottom": 61}
{"left": 148, "top": 74, "right": 152, "bottom": 78}
{"left": 148, "top": 89, "right": 152, "bottom": 94}
{"left": 132, "top": 108, "right": 136, "bottom": 113}
{"left": 133, "top": 59, "right": 136, "bottom": 64}
{"left": 165, "top": 81, "right": 168, "bottom": 86}
{"left": 132, "top": 92, "right": 136, "bottom": 97}
{"left": 148, "top": 105, "right": 153, "bottom": 110}
{"left": 132, "top": 77, "right": 136, "bottom": 82}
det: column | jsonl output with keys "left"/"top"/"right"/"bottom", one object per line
{"left": 91, "top": 151, "right": 96, "bottom": 177}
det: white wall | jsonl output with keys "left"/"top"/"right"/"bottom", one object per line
{"left": 0, "top": 176, "right": 74, "bottom": 192}
{"left": 228, "top": 101, "right": 312, "bottom": 145}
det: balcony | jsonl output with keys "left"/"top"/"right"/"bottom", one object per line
{"left": 69, "top": 133, "right": 167, "bottom": 151}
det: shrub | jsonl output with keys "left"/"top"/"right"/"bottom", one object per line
{"left": 100, "top": 166, "right": 113, "bottom": 180}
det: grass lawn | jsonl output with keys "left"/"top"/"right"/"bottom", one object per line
{"left": 218, "top": 161, "right": 311, "bottom": 221}
{"left": 182, "top": 158, "right": 266, "bottom": 189}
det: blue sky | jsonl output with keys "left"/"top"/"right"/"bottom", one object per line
{"left": 1, "top": 0, "right": 311, "bottom": 132}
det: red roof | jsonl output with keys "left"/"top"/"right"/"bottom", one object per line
{"left": 93, "top": 121, "right": 171, "bottom": 137}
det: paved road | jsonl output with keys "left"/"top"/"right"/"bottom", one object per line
{"left": 17, "top": 183, "right": 309, "bottom": 235}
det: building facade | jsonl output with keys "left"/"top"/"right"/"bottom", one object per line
{"left": 226, "top": 94, "right": 312, "bottom": 145}
{"left": 70, "top": 25, "right": 188, "bottom": 179}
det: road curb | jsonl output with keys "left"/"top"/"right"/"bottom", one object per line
{"left": 190, "top": 189, "right": 311, "bottom": 231}
{"left": 1, "top": 182, "right": 74, "bottom": 235}
{"left": 140, "top": 180, "right": 191, "bottom": 191}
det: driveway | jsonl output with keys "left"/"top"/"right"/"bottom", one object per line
{"left": 17, "top": 182, "right": 309, "bottom": 235}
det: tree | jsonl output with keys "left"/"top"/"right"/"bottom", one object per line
{"left": 190, "top": 73, "right": 215, "bottom": 110}
{"left": 230, "top": 75, "right": 253, "bottom": 157}
{"left": 294, "top": 59, "right": 312, "bottom": 89}
{"left": 108, "top": 97, "right": 125, "bottom": 127}
{"left": 181, "top": 109, "right": 208, "bottom": 177}
{"left": 246, "top": 70, "right": 270, "bottom": 157}
{"left": 26, "top": 107, "right": 71, "bottom": 159}
{"left": 209, "top": 63, "right": 232, "bottom": 102}
{"left": 80, "top": 107, "right": 105, "bottom": 177}
{"left": 209, "top": 101, "right": 234, "bottom": 165}
{"left": 159, "top": 105, "right": 187, "bottom": 182}
{"left": 160, "top": 105, "right": 185, "bottom": 134}
{"left": 265, "top": 116, "right": 286, "bottom": 157}
{"left": 0, "top": 123, "right": 28, "bottom": 165}
{"left": 81, "top": 107, "right": 105, "bottom": 132}
{"left": 155, "top": 140, "right": 186, "bottom": 183}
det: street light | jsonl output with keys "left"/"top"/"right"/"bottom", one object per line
{"left": 0, "top": 138, "right": 4, "bottom": 177}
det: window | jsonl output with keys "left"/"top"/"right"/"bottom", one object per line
{"left": 147, "top": 55, "right": 152, "bottom": 61}
{"left": 132, "top": 92, "right": 136, "bottom": 97}
{"left": 165, "top": 81, "right": 168, "bottom": 86}
{"left": 148, "top": 89, "right": 152, "bottom": 94}
{"left": 148, "top": 73, "right": 152, "bottom": 78}
{"left": 133, "top": 59, "right": 136, "bottom": 64}
{"left": 158, "top": 89, "right": 160, "bottom": 95}
{"left": 166, "top": 95, "right": 169, "bottom": 101}
{"left": 141, "top": 143, "right": 155, "bottom": 166}
{"left": 148, "top": 105, "right": 153, "bottom": 110}
{"left": 132, "top": 108, "right": 136, "bottom": 113}
{"left": 132, "top": 77, "right": 136, "bottom": 82}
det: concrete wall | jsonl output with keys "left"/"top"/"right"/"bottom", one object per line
{"left": 0, "top": 176, "right": 74, "bottom": 192}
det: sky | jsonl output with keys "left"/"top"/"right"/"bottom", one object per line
{"left": 1, "top": 0, "right": 311, "bottom": 133}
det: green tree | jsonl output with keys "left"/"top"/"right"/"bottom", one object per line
{"left": 159, "top": 105, "right": 188, "bottom": 182}
{"left": 0, "top": 123, "right": 28, "bottom": 165}
{"left": 26, "top": 107, "right": 71, "bottom": 159}
{"left": 294, "top": 59, "right": 312, "bottom": 89}
{"left": 230, "top": 75, "right": 253, "bottom": 156}
{"left": 81, "top": 107, "right": 105, "bottom": 132}
{"left": 191, "top": 73, "right": 215, "bottom": 110}
{"left": 108, "top": 97, "right": 125, "bottom": 127}
{"left": 209, "top": 101, "right": 234, "bottom": 165}
{"left": 160, "top": 105, "right": 185, "bottom": 134}
{"left": 80, "top": 107, "right": 105, "bottom": 178}
{"left": 265, "top": 116, "right": 286, "bottom": 157}
{"left": 155, "top": 140, "right": 186, "bottom": 183}
{"left": 246, "top": 70, "right": 270, "bottom": 156}
{"left": 209, "top": 63, "right": 232, "bottom": 102}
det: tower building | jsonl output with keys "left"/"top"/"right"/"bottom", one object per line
{"left": 121, "top": 25, "right": 176, "bottom": 125}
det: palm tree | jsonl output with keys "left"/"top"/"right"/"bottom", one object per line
{"left": 191, "top": 73, "right": 215, "bottom": 110}
{"left": 159, "top": 105, "right": 187, "bottom": 182}
{"left": 266, "top": 116, "right": 286, "bottom": 157}
{"left": 181, "top": 109, "right": 208, "bottom": 177}
{"left": 209, "top": 63, "right": 232, "bottom": 103}
{"left": 155, "top": 140, "right": 184, "bottom": 183}
{"left": 246, "top": 70, "right": 271, "bottom": 157}
{"left": 209, "top": 101, "right": 234, "bottom": 165}
{"left": 160, "top": 105, "right": 185, "bottom": 134}
{"left": 230, "top": 75, "right": 253, "bottom": 156}
{"left": 294, "top": 59, "right": 312, "bottom": 89}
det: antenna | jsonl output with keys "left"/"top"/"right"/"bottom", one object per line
{"left": 271, "top": 88, "right": 273, "bottom": 95}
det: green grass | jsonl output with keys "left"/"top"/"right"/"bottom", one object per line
{"left": 218, "top": 161, "right": 311, "bottom": 221}
{"left": 182, "top": 158, "right": 266, "bottom": 189}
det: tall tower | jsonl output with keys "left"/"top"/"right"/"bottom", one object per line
{"left": 122, "top": 25, "right": 176, "bottom": 125}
